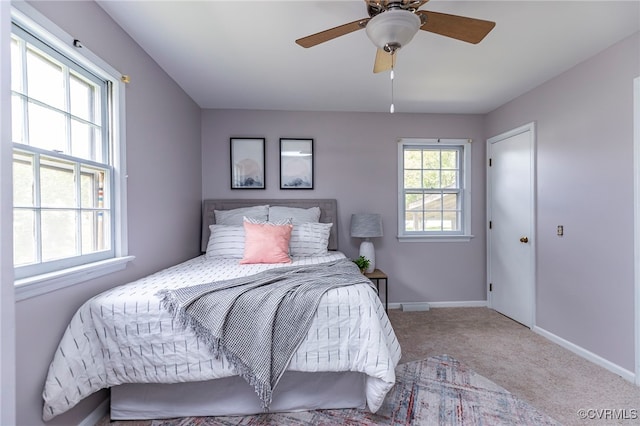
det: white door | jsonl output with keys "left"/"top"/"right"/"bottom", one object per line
{"left": 487, "top": 123, "right": 536, "bottom": 328}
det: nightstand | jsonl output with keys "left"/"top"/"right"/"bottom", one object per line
{"left": 364, "top": 269, "right": 388, "bottom": 312}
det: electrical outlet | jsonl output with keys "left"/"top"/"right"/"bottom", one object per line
{"left": 557, "top": 225, "right": 564, "bottom": 236}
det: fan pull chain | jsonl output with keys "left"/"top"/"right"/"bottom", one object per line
{"left": 390, "top": 56, "right": 395, "bottom": 114}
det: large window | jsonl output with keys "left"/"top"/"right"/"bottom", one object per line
{"left": 397, "top": 138, "right": 472, "bottom": 241}
{"left": 11, "top": 4, "right": 129, "bottom": 296}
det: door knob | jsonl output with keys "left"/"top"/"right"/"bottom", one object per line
{"left": 519, "top": 237, "right": 529, "bottom": 243}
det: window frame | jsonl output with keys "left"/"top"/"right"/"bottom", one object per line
{"left": 11, "top": 3, "right": 132, "bottom": 300}
{"left": 397, "top": 138, "right": 473, "bottom": 242}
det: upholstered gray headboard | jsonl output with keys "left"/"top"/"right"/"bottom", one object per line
{"left": 201, "top": 199, "right": 339, "bottom": 252}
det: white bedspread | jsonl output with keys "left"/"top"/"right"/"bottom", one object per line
{"left": 42, "top": 252, "right": 402, "bottom": 421}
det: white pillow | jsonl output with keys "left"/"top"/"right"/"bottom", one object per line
{"left": 214, "top": 205, "right": 269, "bottom": 225}
{"left": 205, "top": 225, "right": 245, "bottom": 258}
{"left": 268, "top": 206, "right": 320, "bottom": 225}
{"left": 289, "top": 222, "right": 333, "bottom": 257}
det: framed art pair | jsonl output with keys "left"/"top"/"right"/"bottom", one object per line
{"left": 230, "top": 137, "right": 314, "bottom": 190}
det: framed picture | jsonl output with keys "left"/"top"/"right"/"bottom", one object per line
{"left": 280, "top": 138, "right": 314, "bottom": 189}
{"left": 230, "top": 138, "right": 265, "bottom": 189}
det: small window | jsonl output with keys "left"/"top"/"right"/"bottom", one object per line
{"left": 11, "top": 3, "right": 130, "bottom": 296}
{"left": 397, "top": 138, "right": 472, "bottom": 242}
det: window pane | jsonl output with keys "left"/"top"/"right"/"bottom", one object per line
{"left": 422, "top": 170, "right": 440, "bottom": 188}
{"left": 70, "top": 73, "right": 94, "bottom": 122}
{"left": 405, "top": 193, "right": 424, "bottom": 212}
{"left": 443, "top": 210, "right": 459, "bottom": 231}
{"left": 404, "top": 149, "right": 422, "bottom": 169}
{"left": 99, "top": 211, "right": 110, "bottom": 251}
{"left": 26, "top": 47, "right": 65, "bottom": 110}
{"left": 93, "top": 128, "right": 104, "bottom": 163}
{"left": 425, "top": 211, "right": 442, "bottom": 231}
{"left": 71, "top": 119, "right": 98, "bottom": 161}
{"left": 423, "top": 150, "right": 440, "bottom": 169}
{"left": 80, "top": 172, "right": 94, "bottom": 208}
{"left": 404, "top": 170, "right": 421, "bottom": 189}
{"left": 10, "top": 37, "right": 23, "bottom": 93}
{"left": 40, "top": 157, "right": 75, "bottom": 208}
{"left": 80, "top": 166, "right": 105, "bottom": 208}
{"left": 13, "top": 209, "right": 35, "bottom": 266}
{"left": 11, "top": 95, "right": 25, "bottom": 144}
{"left": 405, "top": 211, "right": 423, "bottom": 232}
{"left": 41, "top": 210, "right": 76, "bottom": 261}
{"left": 13, "top": 151, "right": 34, "bottom": 207}
{"left": 405, "top": 193, "right": 422, "bottom": 207}
{"left": 81, "top": 210, "right": 110, "bottom": 254}
{"left": 441, "top": 150, "right": 458, "bottom": 169}
{"left": 28, "top": 102, "right": 66, "bottom": 152}
{"left": 424, "top": 193, "right": 442, "bottom": 211}
{"left": 441, "top": 170, "right": 458, "bottom": 188}
{"left": 443, "top": 193, "right": 459, "bottom": 211}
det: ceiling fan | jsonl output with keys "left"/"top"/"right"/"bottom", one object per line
{"left": 295, "top": 0, "right": 496, "bottom": 73}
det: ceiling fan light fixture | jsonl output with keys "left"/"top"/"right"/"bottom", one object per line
{"left": 365, "top": 9, "right": 421, "bottom": 52}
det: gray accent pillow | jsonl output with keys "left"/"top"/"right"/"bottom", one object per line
{"left": 214, "top": 205, "right": 269, "bottom": 225}
{"left": 268, "top": 206, "right": 320, "bottom": 225}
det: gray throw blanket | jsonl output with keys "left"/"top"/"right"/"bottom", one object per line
{"left": 156, "top": 258, "right": 374, "bottom": 410}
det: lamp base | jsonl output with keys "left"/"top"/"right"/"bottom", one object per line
{"left": 359, "top": 241, "right": 376, "bottom": 274}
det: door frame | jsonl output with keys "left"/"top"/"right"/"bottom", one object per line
{"left": 633, "top": 76, "right": 640, "bottom": 385}
{"left": 486, "top": 122, "right": 537, "bottom": 328}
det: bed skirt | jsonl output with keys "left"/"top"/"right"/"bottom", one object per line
{"left": 110, "top": 371, "right": 367, "bottom": 420}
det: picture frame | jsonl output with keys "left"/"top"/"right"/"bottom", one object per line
{"left": 280, "top": 138, "right": 314, "bottom": 189}
{"left": 230, "top": 138, "right": 265, "bottom": 189}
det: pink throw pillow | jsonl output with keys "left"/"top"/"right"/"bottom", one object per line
{"left": 240, "top": 221, "right": 293, "bottom": 264}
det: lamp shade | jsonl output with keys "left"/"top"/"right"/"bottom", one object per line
{"left": 350, "top": 213, "right": 383, "bottom": 238}
{"left": 365, "top": 9, "right": 421, "bottom": 52}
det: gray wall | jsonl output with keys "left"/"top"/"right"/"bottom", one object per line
{"left": 202, "top": 110, "right": 488, "bottom": 303}
{"left": 14, "top": 2, "right": 203, "bottom": 426}
{"left": 485, "top": 32, "right": 640, "bottom": 372}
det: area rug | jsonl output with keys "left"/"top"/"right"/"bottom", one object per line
{"left": 151, "top": 354, "right": 560, "bottom": 426}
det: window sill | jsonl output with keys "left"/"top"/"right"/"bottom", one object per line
{"left": 397, "top": 235, "right": 474, "bottom": 243}
{"left": 14, "top": 255, "right": 135, "bottom": 301}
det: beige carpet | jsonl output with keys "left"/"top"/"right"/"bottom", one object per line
{"left": 97, "top": 307, "right": 640, "bottom": 426}
{"left": 388, "top": 307, "right": 640, "bottom": 426}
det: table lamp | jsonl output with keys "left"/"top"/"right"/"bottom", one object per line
{"left": 350, "top": 213, "right": 383, "bottom": 273}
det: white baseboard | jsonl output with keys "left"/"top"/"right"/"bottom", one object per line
{"left": 429, "top": 300, "right": 488, "bottom": 308}
{"left": 79, "top": 397, "right": 109, "bottom": 426}
{"left": 533, "top": 325, "right": 636, "bottom": 383}
{"left": 388, "top": 300, "right": 488, "bottom": 310}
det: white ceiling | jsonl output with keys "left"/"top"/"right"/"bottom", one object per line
{"left": 96, "top": 1, "right": 640, "bottom": 114}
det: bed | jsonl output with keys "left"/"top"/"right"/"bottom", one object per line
{"left": 42, "top": 199, "right": 401, "bottom": 421}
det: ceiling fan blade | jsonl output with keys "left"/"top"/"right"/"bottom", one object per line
{"left": 295, "top": 18, "right": 370, "bottom": 48}
{"left": 373, "top": 48, "right": 395, "bottom": 73}
{"left": 412, "top": 0, "right": 431, "bottom": 10}
{"left": 416, "top": 10, "right": 495, "bottom": 44}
